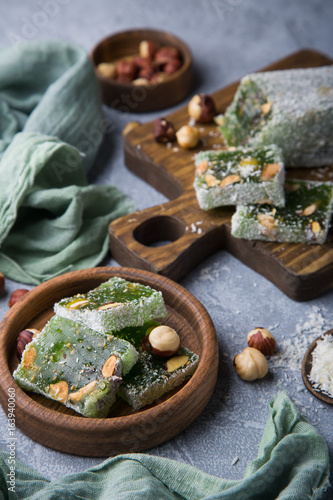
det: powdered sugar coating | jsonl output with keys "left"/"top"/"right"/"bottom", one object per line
{"left": 219, "top": 65, "right": 333, "bottom": 167}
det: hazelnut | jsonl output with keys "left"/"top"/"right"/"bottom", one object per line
{"left": 142, "top": 325, "right": 181, "bottom": 357}
{"left": 116, "top": 60, "right": 137, "bottom": 80}
{"left": 247, "top": 327, "right": 276, "bottom": 356}
{"left": 139, "top": 39, "right": 159, "bottom": 59}
{"left": 132, "top": 78, "right": 150, "bottom": 86}
{"left": 16, "top": 328, "right": 40, "bottom": 360}
{"left": 138, "top": 65, "right": 155, "bottom": 80}
{"left": 8, "top": 288, "right": 29, "bottom": 308}
{"left": 234, "top": 347, "right": 268, "bottom": 381}
{"left": 96, "top": 62, "right": 117, "bottom": 79}
{"left": 176, "top": 125, "right": 200, "bottom": 149}
{"left": 154, "top": 118, "right": 176, "bottom": 143}
{"left": 133, "top": 56, "right": 152, "bottom": 69}
{"left": 163, "top": 57, "right": 182, "bottom": 75}
{"left": 188, "top": 94, "right": 217, "bottom": 123}
{"left": 0, "top": 271, "right": 5, "bottom": 294}
{"left": 154, "top": 46, "right": 181, "bottom": 64}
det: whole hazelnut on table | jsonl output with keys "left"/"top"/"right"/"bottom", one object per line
{"left": 0, "top": 271, "right": 5, "bottom": 294}
{"left": 234, "top": 347, "right": 268, "bottom": 381}
{"left": 176, "top": 125, "right": 200, "bottom": 149}
{"left": 142, "top": 325, "right": 181, "bottom": 357}
{"left": 154, "top": 117, "right": 176, "bottom": 143}
{"left": 16, "top": 329, "right": 40, "bottom": 360}
{"left": 188, "top": 93, "right": 217, "bottom": 123}
{"left": 247, "top": 327, "right": 276, "bottom": 356}
{"left": 8, "top": 288, "right": 29, "bottom": 308}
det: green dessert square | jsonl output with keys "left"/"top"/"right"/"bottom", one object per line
{"left": 231, "top": 179, "right": 333, "bottom": 244}
{"left": 13, "top": 315, "right": 138, "bottom": 418}
{"left": 118, "top": 347, "right": 199, "bottom": 410}
{"left": 216, "top": 65, "right": 333, "bottom": 167}
{"left": 193, "top": 145, "right": 285, "bottom": 209}
{"left": 54, "top": 277, "right": 167, "bottom": 334}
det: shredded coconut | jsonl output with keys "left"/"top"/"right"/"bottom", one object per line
{"left": 270, "top": 306, "right": 329, "bottom": 373}
{"left": 308, "top": 334, "right": 333, "bottom": 397}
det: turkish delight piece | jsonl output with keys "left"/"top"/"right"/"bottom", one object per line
{"left": 193, "top": 145, "right": 285, "bottom": 209}
{"left": 13, "top": 315, "right": 138, "bottom": 417}
{"left": 231, "top": 179, "right": 333, "bottom": 244}
{"left": 54, "top": 277, "right": 167, "bottom": 334}
{"left": 118, "top": 346, "right": 199, "bottom": 410}
{"left": 216, "top": 65, "right": 333, "bottom": 167}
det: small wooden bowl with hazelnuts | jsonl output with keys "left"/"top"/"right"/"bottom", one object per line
{"left": 91, "top": 29, "right": 192, "bottom": 112}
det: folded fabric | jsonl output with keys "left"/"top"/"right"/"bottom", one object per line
{"left": 0, "top": 40, "right": 133, "bottom": 284}
{"left": 0, "top": 392, "right": 329, "bottom": 499}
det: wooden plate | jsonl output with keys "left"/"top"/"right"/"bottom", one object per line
{"left": 90, "top": 29, "right": 192, "bottom": 112}
{"left": 0, "top": 267, "right": 218, "bottom": 457}
{"left": 109, "top": 49, "right": 333, "bottom": 301}
{"left": 302, "top": 329, "right": 333, "bottom": 405}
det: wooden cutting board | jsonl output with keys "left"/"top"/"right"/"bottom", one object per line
{"left": 109, "top": 49, "right": 333, "bottom": 301}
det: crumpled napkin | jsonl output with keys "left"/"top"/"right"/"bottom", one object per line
{"left": 0, "top": 392, "right": 330, "bottom": 499}
{"left": 0, "top": 40, "right": 133, "bottom": 284}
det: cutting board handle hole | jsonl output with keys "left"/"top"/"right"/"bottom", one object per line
{"left": 133, "top": 215, "right": 186, "bottom": 247}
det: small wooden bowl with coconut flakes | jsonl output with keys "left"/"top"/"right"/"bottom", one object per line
{"left": 302, "top": 329, "right": 333, "bottom": 405}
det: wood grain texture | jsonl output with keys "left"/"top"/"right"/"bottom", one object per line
{"left": 90, "top": 29, "right": 192, "bottom": 112}
{"left": 0, "top": 267, "right": 218, "bottom": 456}
{"left": 302, "top": 329, "right": 333, "bottom": 405}
{"left": 109, "top": 49, "right": 333, "bottom": 301}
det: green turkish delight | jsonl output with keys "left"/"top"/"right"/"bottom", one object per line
{"left": 54, "top": 277, "right": 167, "bottom": 334}
{"left": 231, "top": 179, "right": 333, "bottom": 244}
{"left": 217, "top": 65, "right": 333, "bottom": 167}
{"left": 118, "top": 346, "right": 199, "bottom": 410}
{"left": 194, "top": 145, "right": 285, "bottom": 209}
{"left": 13, "top": 315, "right": 138, "bottom": 417}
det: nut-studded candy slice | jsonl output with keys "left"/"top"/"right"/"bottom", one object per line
{"left": 54, "top": 277, "right": 167, "bottom": 334}
{"left": 193, "top": 145, "right": 285, "bottom": 210}
{"left": 119, "top": 346, "right": 199, "bottom": 410}
{"left": 13, "top": 315, "right": 139, "bottom": 417}
{"left": 231, "top": 179, "right": 333, "bottom": 245}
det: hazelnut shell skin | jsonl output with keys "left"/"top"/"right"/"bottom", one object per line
{"left": 8, "top": 289, "right": 29, "bottom": 308}
{"left": 247, "top": 327, "right": 276, "bottom": 356}
{"left": 16, "top": 329, "right": 35, "bottom": 360}
{"left": 154, "top": 118, "right": 176, "bottom": 143}
{"left": 188, "top": 94, "right": 217, "bottom": 123}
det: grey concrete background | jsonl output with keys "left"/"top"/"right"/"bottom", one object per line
{"left": 0, "top": 0, "right": 333, "bottom": 497}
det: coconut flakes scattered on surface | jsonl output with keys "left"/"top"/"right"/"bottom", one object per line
{"left": 270, "top": 306, "right": 329, "bottom": 373}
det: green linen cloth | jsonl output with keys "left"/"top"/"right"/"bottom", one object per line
{"left": 0, "top": 40, "right": 133, "bottom": 285}
{"left": 0, "top": 392, "right": 330, "bottom": 499}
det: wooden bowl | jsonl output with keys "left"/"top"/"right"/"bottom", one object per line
{"left": 90, "top": 29, "right": 193, "bottom": 112}
{"left": 302, "top": 329, "right": 333, "bottom": 405}
{"left": 0, "top": 267, "right": 218, "bottom": 457}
